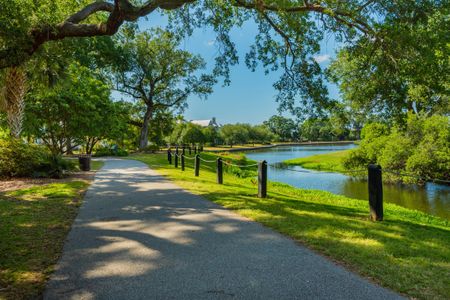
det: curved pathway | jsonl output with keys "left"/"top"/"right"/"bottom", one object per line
{"left": 45, "top": 159, "right": 402, "bottom": 299}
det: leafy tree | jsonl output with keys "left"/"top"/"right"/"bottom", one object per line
{"left": 219, "top": 124, "right": 250, "bottom": 147}
{"left": 112, "top": 28, "right": 215, "bottom": 149}
{"left": 167, "top": 122, "right": 205, "bottom": 145}
{"left": 180, "top": 123, "right": 205, "bottom": 145}
{"left": 327, "top": 4, "right": 449, "bottom": 122}
{"left": 263, "top": 115, "right": 296, "bottom": 142}
{"left": 248, "top": 125, "right": 275, "bottom": 145}
{"left": 343, "top": 114, "right": 450, "bottom": 184}
{"left": 202, "top": 126, "right": 220, "bottom": 146}
{"left": 147, "top": 110, "right": 176, "bottom": 146}
{"left": 0, "top": 0, "right": 390, "bottom": 121}
{"left": 24, "top": 64, "right": 128, "bottom": 155}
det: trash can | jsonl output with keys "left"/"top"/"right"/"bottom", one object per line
{"left": 78, "top": 155, "right": 91, "bottom": 171}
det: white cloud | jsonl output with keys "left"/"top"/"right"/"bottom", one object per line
{"left": 313, "top": 54, "right": 331, "bottom": 64}
{"left": 204, "top": 40, "right": 215, "bottom": 47}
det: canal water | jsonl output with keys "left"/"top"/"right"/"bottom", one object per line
{"left": 245, "top": 144, "right": 450, "bottom": 219}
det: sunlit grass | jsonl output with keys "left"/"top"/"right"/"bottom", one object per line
{"left": 0, "top": 181, "right": 89, "bottom": 300}
{"left": 132, "top": 153, "right": 450, "bottom": 299}
{"left": 283, "top": 149, "right": 351, "bottom": 172}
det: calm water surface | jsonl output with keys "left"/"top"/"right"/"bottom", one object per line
{"left": 245, "top": 144, "right": 450, "bottom": 219}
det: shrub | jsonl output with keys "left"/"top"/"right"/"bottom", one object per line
{"left": 93, "top": 146, "right": 128, "bottom": 157}
{"left": 0, "top": 138, "right": 45, "bottom": 177}
{"left": 0, "top": 138, "right": 75, "bottom": 178}
{"left": 141, "top": 144, "right": 160, "bottom": 153}
{"left": 343, "top": 114, "right": 449, "bottom": 184}
{"left": 34, "top": 154, "right": 77, "bottom": 178}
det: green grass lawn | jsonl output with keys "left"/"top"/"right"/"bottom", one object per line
{"left": 283, "top": 149, "right": 351, "bottom": 172}
{"left": 0, "top": 181, "right": 89, "bottom": 300}
{"left": 132, "top": 152, "right": 450, "bottom": 299}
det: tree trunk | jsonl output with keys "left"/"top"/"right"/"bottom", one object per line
{"left": 1, "top": 67, "right": 27, "bottom": 138}
{"left": 139, "top": 105, "right": 153, "bottom": 150}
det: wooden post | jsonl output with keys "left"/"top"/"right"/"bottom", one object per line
{"left": 194, "top": 146, "right": 197, "bottom": 154}
{"left": 217, "top": 158, "right": 223, "bottom": 184}
{"left": 175, "top": 153, "right": 178, "bottom": 168}
{"left": 200, "top": 144, "right": 203, "bottom": 152}
{"left": 188, "top": 146, "right": 191, "bottom": 155}
{"left": 182, "top": 146, "right": 185, "bottom": 155}
{"left": 368, "top": 164, "right": 383, "bottom": 221}
{"left": 176, "top": 146, "right": 179, "bottom": 156}
{"left": 258, "top": 160, "right": 267, "bottom": 198}
{"left": 168, "top": 150, "right": 172, "bottom": 165}
{"left": 195, "top": 154, "right": 200, "bottom": 177}
{"left": 181, "top": 154, "right": 185, "bottom": 171}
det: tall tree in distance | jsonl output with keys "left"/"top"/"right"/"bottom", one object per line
{"left": 112, "top": 28, "right": 215, "bottom": 149}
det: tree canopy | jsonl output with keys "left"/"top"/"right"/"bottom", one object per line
{"left": 112, "top": 28, "right": 215, "bottom": 149}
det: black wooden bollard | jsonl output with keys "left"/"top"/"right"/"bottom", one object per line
{"left": 175, "top": 153, "right": 178, "bottom": 168}
{"left": 176, "top": 146, "right": 179, "bottom": 156}
{"left": 258, "top": 160, "right": 267, "bottom": 198}
{"left": 182, "top": 146, "right": 185, "bottom": 155}
{"left": 194, "top": 146, "right": 197, "bottom": 154}
{"left": 368, "top": 164, "right": 383, "bottom": 221}
{"left": 194, "top": 154, "right": 200, "bottom": 177}
{"left": 217, "top": 158, "right": 223, "bottom": 184}
{"left": 168, "top": 150, "right": 172, "bottom": 165}
{"left": 188, "top": 146, "right": 191, "bottom": 155}
{"left": 181, "top": 155, "right": 185, "bottom": 171}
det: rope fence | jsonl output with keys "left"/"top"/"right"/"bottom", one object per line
{"left": 165, "top": 148, "right": 449, "bottom": 221}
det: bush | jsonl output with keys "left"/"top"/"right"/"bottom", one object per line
{"left": 93, "top": 146, "right": 128, "bottom": 157}
{"left": 343, "top": 114, "right": 450, "bottom": 184}
{"left": 34, "top": 155, "right": 77, "bottom": 178}
{"left": 0, "top": 138, "right": 45, "bottom": 177}
{"left": 141, "top": 144, "right": 160, "bottom": 153}
{"left": 0, "top": 138, "right": 75, "bottom": 178}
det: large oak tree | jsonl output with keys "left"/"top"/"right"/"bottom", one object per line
{"left": 112, "top": 28, "right": 215, "bottom": 149}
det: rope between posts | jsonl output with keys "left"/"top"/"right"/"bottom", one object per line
{"left": 183, "top": 155, "right": 196, "bottom": 160}
{"left": 222, "top": 161, "right": 259, "bottom": 168}
{"left": 198, "top": 157, "right": 216, "bottom": 163}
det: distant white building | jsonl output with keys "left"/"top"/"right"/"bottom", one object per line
{"left": 190, "top": 117, "right": 219, "bottom": 128}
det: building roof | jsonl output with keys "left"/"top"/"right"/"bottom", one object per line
{"left": 190, "top": 117, "right": 219, "bottom": 127}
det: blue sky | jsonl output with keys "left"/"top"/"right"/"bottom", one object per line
{"left": 120, "top": 12, "right": 342, "bottom": 125}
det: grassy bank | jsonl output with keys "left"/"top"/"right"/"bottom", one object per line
{"left": 132, "top": 152, "right": 450, "bottom": 299}
{"left": 0, "top": 181, "right": 91, "bottom": 299}
{"left": 283, "top": 149, "right": 350, "bottom": 172}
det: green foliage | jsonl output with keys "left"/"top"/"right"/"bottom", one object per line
{"left": 343, "top": 114, "right": 450, "bottom": 184}
{"left": 0, "top": 138, "right": 74, "bottom": 178}
{"left": 34, "top": 154, "right": 77, "bottom": 179}
{"left": 111, "top": 28, "right": 215, "bottom": 149}
{"left": 219, "top": 123, "right": 250, "bottom": 146}
{"left": 140, "top": 144, "right": 161, "bottom": 153}
{"left": 0, "top": 138, "right": 46, "bottom": 177}
{"left": 93, "top": 146, "right": 129, "bottom": 157}
{"left": 25, "top": 64, "right": 129, "bottom": 155}
{"left": 327, "top": 4, "right": 449, "bottom": 121}
{"left": 263, "top": 115, "right": 296, "bottom": 141}
{"left": 167, "top": 122, "right": 206, "bottom": 145}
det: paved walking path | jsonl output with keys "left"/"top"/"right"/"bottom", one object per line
{"left": 45, "top": 159, "right": 401, "bottom": 300}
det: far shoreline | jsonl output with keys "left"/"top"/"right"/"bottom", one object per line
{"left": 205, "top": 140, "right": 357, "bottom": 153}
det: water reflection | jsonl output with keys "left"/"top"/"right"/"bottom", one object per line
{"left": 245, "top": 144, "right": 450, "bottom": 219}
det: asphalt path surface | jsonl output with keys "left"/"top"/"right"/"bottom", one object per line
{"left": 44, "top": 159, "right": 402, "bottom": 300}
